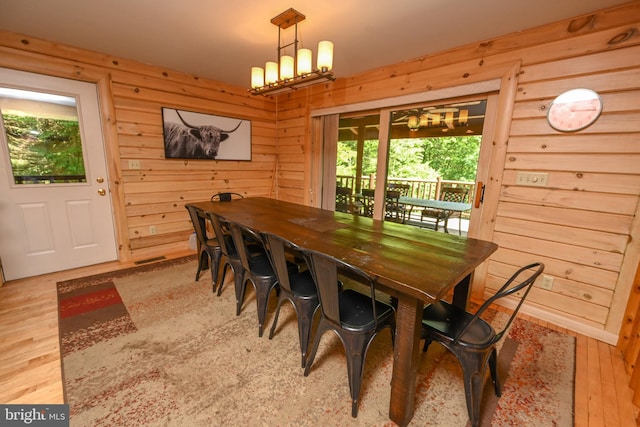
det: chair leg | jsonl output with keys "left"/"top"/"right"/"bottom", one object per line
{"left": 343, "top": 331, "right": 373, "bottom": 418}
{"left": 234, "top": 272, "right": 248, "bottom": 316}
{"left": 195, "top": 250, "right": 207, "bottom": 282}
{"left": 295, "top": 298, "right": 319, "bottom": 368}
{"left": 268, "top": 297, "right": 286, "bottom": 340}
{"left": 209, "top": 252, "right": 221, "bottom": 293}
{"left": 253, "top": 279, "right": 276, "bottom": 337}
{"left": 488, "top": 348, "right": 501, "bottom": 397}
{"left": 458, "top": 352, "right": 490, "bottom": 427}
{"left": 303, "top": 320, "right": 330, "bottom": 377}
{"left": 216, "top": 262, "right": 231, "bottom": 296}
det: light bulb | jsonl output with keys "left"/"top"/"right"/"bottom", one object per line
{"left": 297, "top": 49, "right": 312, "bottom": 75}
{"left": 280, "top": 55, "right": 294, "bottom": 80}
{"left": 265, "top": 62, "right": 278, "bottom": 84}
{"left": 317, "top": 41, "right": 334, "bottom": 72}
{"left": 251, "top": 67, "right": 264, "bottom": 89}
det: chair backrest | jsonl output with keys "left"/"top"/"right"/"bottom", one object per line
{"left": 261, "top": 232, "right": 305, "bottom": 293}
{"left": 385, "top": 190, "right": 403, "bottom": 219}
{"left": 185, "top": 205, "right": 209, "bottom": 245}
{"left": 387, "top": 183, "right": 410, "bottom": 196}
{"left": 304, "top": 248, "right": 379, "bottom": 327}
{"left": 207, "top": 212, "right": 236, "bottom": 258}
{"left": 211, "top": 192, "right": 244, "bottom": 202}
{"left": 335, "top": 186, "right": 352, "bottom": 212}
{"left": 228, "top": 221, "right": 263, "bottom": 271}
{"left": 440, "top": 186, "right": 469, "bottom": 203}
{"left": 454, "top": 262, "right": 544, "bottom": 345}
{"left": 361, "top": 189, "right": 375, "bottom": 217}
{"left": 362, "top": 188, "right": 375, "bottom": 198}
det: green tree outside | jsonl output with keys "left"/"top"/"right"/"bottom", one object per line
{"left": 3, "top": 114, "right": 85, "bottom": 180}
{"left": 337, "top": 135, "right": 481, "bottom": 182}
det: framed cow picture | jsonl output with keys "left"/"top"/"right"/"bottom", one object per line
{"left": 161, "top": 108, "right": 251, "bottom": 160}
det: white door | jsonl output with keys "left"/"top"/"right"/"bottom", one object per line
{"left": 0, "top": 68, "right": 117, "bottom": 281}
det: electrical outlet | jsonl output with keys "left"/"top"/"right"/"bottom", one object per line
{"left": 540, "top": 275, "right": 554, "bottom": 290}
{"left": 516, "top": 172, "right": 548, "bottom": 187}
{"left": 149, "top": 226, "right": 157, "bottom": 235}
{"left": 128, "top": 159, "right": 141, "bottom": 170}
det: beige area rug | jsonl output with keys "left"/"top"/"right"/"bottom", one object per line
{"left": 57, "top": 257, "right": 575, "bottom": 426}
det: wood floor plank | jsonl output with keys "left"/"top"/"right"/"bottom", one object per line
{"left": 575, "top": 334, "right": 589, "bottom": 427}
{"left": 610, "top": 344, "right": 638, "bottom": 427}
{"left": 587, "top": 337, "right": 605, "bottom": 426}
{"left": 599, "top": 340, "right": 621, "bottom": 427}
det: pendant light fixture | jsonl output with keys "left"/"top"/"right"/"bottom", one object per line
{"left": 249, "top": 8, "right": 335, "bottom": 96}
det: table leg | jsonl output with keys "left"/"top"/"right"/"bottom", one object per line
{"left": 452, "top": 273, "right": 472, "bottom": 309}
{"left": 389, "top": 295, "right": 422, "bottom": 427}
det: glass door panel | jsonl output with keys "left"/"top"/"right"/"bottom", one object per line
{"left": 336, "top": 112, "right": 380, "bottom": 215}
{"left": 386, "top": 99, "right": 487, "bottom": 232}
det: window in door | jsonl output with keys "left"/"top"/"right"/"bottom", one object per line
{"left": 0, "top": 87, "right": 86, "bottom": 185}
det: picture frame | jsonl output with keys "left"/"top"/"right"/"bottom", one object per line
{"left": 162, "top": 107, "right": 251, "bottom": 160}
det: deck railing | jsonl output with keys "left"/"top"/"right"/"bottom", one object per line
{"left": 337, "top": 174, "right": 475, "bottom": 201}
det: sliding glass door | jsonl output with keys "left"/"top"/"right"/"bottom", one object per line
{"left": 330, "top": 96, "right": 490, "bottom": 236}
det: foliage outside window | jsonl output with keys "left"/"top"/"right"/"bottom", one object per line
{"left": 2, "top": 113, "right": 86, "bottom": 184}
{"left": 337, "top": 136, "right": 481, "bottom": 182}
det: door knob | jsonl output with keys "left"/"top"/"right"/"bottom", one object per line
{"left": 98, "top": 188, "right": 106, "bottom": 196}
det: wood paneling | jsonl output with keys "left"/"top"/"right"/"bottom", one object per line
{"left": 270, "top": 0, "right": 640, "bottom": 366}
{"left": 0, "top": 30, "right": 278, "bottom": 261}
{"left": 1, "top": 0, "right": 640, "bottom": 405}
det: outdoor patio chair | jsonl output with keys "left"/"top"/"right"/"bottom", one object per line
{"left": 360, "top": 188, "right": 375, "bottom": 217}
{"left": 335, "top": 186, "right": 353, "bottom": 213}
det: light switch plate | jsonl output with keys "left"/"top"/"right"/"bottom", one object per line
{"left": 517, "top": 172, "right": 548, "bottom": 187}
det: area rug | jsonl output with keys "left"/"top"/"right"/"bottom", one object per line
{"left": 57, "top": 257, "right": 575, "bottom": 426}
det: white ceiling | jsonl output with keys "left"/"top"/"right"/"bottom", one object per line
{"left": 0, "top": 0, "right": 632, "bottom": 89}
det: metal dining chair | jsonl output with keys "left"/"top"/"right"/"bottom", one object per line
{"left": 261, "top": 232, "right": 319, "bottom": 367}
{"left": 185, "top": 204, "right": 221, "bottom": 292}
{"left": 206, "top": 212, "right": 246, "bottom": 303}
{"left": 228, "top": 221, "right": 299, "bottom": 337}
{"left": 302, "top": 248, "right": 396, "bottom": 418}
{"left": 421, "top": 262, "right": 544, "bottom": 427}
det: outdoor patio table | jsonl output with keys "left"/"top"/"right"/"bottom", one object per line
{"left": 188, "top": 197, "right": 497, "bottom": 426}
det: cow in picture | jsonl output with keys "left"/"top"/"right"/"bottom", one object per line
{"left": 163, "top": 109, "right": 242, "bottom": 159}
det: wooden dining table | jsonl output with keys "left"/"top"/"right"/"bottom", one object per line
{"left": 188, "top": 197, "right": 497, "bottom": 426}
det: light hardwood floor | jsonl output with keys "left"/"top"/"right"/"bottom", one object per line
{"left": 1, "top": 252, "right": 637, "bottom": 426}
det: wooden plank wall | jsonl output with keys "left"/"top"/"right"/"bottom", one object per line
{"left": 274, "top": 1, "right": 640, "bottom": 348}
{"left": 0, "top": 31, "right": 277, "bottom": 261}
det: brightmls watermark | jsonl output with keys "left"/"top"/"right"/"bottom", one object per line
{"left": 1, "top": 405, "right": 69, "bottom": 426}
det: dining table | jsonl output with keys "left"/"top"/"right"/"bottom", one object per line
{"left": 188, "top": 196, "right": 497, "bottom": 426}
